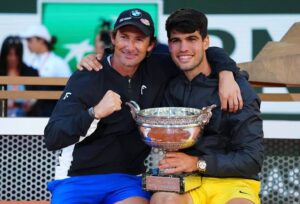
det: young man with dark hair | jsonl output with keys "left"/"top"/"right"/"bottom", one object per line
{"left": 45, "top": 8, "right": 243, "bottom": 204}
{"left": 150, "top": 9, "right": 264, "bottom": 204}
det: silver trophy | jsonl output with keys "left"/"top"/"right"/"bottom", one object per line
{"left": 127, "top": 101, "right": 216, "bottom": 193}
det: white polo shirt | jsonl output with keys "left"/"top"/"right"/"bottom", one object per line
{"left": 25, "top": 51, "right": 71, "bottom": 77}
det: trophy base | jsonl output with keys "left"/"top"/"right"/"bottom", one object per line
{"left": 142, "top": 172, "right": 202, "bottom": 193}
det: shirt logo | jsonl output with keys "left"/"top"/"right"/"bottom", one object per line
{"left": 239, "top": 190, "right": 249, "bottom": 195}
{"left": 63, "top": 92, "right": 72, "bottom": 100}
{"left": 141, "top": 85, "right": 147, "bottom": 95}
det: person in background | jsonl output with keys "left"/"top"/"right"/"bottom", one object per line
{"left": 0, "top": 35, "right": 38, "bottom": 116}
{"left": 45, "top": 8, "right": 241, "bottom": 204}
{"left": 22, "top": 24, "right": 71, "bottom": 77}
{"left": 95, "top": 29, "right": 112, "bottom": 55}
{"left": 22, "top": 24, "right": 71, "bottom": 116}
{"left": 150, "top": 9, "right": 264, "bottom": 204}
{"left": 95, "top": 19, "right": 113, "bottom": 56}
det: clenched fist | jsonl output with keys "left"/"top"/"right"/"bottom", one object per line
{"left": 93, "top": 90, "right": 122, "bottom": 119}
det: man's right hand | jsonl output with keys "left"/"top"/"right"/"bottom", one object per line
{"left": 93, "top": 90, "right": 122, "bottom": 119}
{"left": 77, "top": 54, "right": 103, "bottom": 71}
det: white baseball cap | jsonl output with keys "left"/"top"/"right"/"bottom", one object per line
{"left": 22, "top": 25, "right": 51, "bottom": 42}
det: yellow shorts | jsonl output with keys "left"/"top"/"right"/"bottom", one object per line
{"left": 189, "top": 177, "right": 260, "bottom": 204}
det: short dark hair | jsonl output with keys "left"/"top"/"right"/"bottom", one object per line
{"left": 166, "top": 8, "right": 208, "bottom": 39}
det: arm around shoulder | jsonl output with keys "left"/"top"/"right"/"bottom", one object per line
{"left": 206, "top": 47, "right": 238, "bottom": 76}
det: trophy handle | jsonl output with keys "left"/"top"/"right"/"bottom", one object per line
{"left": 126, "top": 100, "right": 140, "bottom": 119}
{"left": 197, "top": 104, "right": 217, "bottom": 126}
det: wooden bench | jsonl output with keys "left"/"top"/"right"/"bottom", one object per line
{"left": 0, "top": 76, "right": 68, "bottom": 116}
{"left": 0, "top": 76, "right": 68, "bottom": 100}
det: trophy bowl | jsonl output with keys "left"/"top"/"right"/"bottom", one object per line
{"left": 127, "top": 101, "right": 216, "bottom": 151}
{"left": 126, "top": 101, "right": 216, "bottom": 193}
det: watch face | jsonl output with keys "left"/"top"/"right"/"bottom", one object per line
{"left": 200, "top": 162, "right": 206, "bottom": 168}
{"left": 88, "top": 107, "right": 96, "bottom": 119}
{"left": 198, "top": 160, "right": 207, "bottom": 172}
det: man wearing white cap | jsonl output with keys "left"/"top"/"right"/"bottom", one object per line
{"left": 22, "top": 24, "right": 71, "bottom": 77}
{"left": 22, "top": 25, "right": 71, "bottom": 116}
{"left": 21, "top": 25, "right": 71, "bottom": 117}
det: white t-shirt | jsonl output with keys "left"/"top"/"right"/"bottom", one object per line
{"left": 25, "top": 52, "right": 71, "bottom": 77}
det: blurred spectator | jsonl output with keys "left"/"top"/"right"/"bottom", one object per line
{"left": 95, "top": 19, "right": 113, "bottom": 56}
{"left": 22, "top": 24, "right": 71, "bottom": 77}
{"left": 0, "top": 35, "right": 38, "bottom": 117}
{"left": 22, "top": 24, "right": 71, "bottom": 116}
{"left": 95, "top": 30, "right": 112, "bottom": 55}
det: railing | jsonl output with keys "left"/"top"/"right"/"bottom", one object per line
{"left": 1, "top": 76, "right": 299, "bottom": 101}
{"left": 0, "top": 76, "right": 68, "bottom": 117}
{"left": 0, "top": 76, "right": 68, "bottom": 100}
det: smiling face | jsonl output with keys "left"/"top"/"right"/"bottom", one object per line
{"left": 168, "top": 30, "right": 209, "bottom": 78}
{"left": 111, "top": 25, "right": 155, "bottom": 76}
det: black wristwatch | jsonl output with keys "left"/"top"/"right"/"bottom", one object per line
{"left": 88, "top": 107, "right": 97, "bottom": 119}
